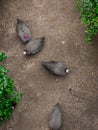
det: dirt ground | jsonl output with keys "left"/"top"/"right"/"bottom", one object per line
{"left": 0, "top": 0, "right": 98, "bottom": 130}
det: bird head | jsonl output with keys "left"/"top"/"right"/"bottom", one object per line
{"left": 23, "top": 50, "right": 28, "bottom": 55}
{"left": 64, "top": 68, "right": 69, "bottom": 74}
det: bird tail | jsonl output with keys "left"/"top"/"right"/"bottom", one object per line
{"left": 41, "top": 61, "right": 53, "bottom": 70}
{"left": 55, "top": 103, "right": 60, "bottom": 107}
{"left": 41, "top": 37, "right": 45, "bottom": 44}
{"left": 17, "top": 19, "right": 23, "bottom": 24}
{"left": 41, "top": 61, "right": 46, "bottom": 66}
{"left": 41, "top": 61, "right": 49, "bottom": 68}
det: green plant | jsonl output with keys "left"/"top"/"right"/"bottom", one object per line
{"left": 0, "top": 52, "right": 22, "bottom": 125}
{"left": 0, "top": 52, "right": 7, "bottom": 62}
{"left": 77, "top": 0, "right": 98, "bottom": 43}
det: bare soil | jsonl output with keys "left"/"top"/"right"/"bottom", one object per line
{"left": 0, "top": 0, "right": 98, "bottom": 130}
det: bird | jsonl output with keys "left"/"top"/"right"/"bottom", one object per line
{"left": 16, "top": 19, "right": 32, "bottom": 43}
{"left": 41, "top": 60, "right": 69, "bottom": 76}
{"left": 49, "top": 103, "right": 62, "bottom": 130}
{"left": 23, "top": 37, "right": 45, "bottom": 55}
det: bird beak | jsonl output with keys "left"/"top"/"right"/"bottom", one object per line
{"left": 23, "top": 51, "right": 27, "bottom": 55}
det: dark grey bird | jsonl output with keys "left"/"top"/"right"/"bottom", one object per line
{"left": 23, "top": 37, "right": 45, "bottom": 55}
{"left": 16, "top": 19, "right": 32, "bottom": 43}
{"left": 49, "top": 103, "right": 62, "bottom": 130}
{"left": 41, "top": 60, "right": 69, "bottom": 76}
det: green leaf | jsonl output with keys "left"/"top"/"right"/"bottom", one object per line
{"left": 77, "top": 0, "right": 98, "bottom": 43}
{"left": 0, "top": 52, "right": 22, "bottom": 125}
{"left": 0, "top": 52, "right": 7, "bottom": 62}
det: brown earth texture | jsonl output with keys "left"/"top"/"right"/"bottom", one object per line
{"left": 0, "top": 0, "right": 98, "bottom": 130}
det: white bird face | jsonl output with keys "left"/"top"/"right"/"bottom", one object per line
{"left": 64, "top": 68, "right": 69, "bottom": 73}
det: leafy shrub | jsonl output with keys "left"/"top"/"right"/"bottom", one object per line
{"left": 0, "top": 52, "right": 22, "bottom": 125}
{"left": 77, "top": 0, "right": 98, "bottom": 43}
{"left": 0, "top": 52, "right": 7, "bottom": 62}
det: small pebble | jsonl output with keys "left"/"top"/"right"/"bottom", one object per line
{"left": 56, "top": 79, "right": 59, "bottom": 82}
{"left": 38, "top": 80, "right": 41, "bottom": 84}
{"left": 75, "top": 43, "right": 78, "bottom": 46}
{"left": 61, "top": 41, "right": 65, "bottom": 44}
{"left": 91, "top": 72, "right": 94, "bottom": 76}
{"left": 36, "top": 93, "right": 42, "bottom": 97}
{"left": 40, "top": 72, "right": 42, "bottom": 75}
